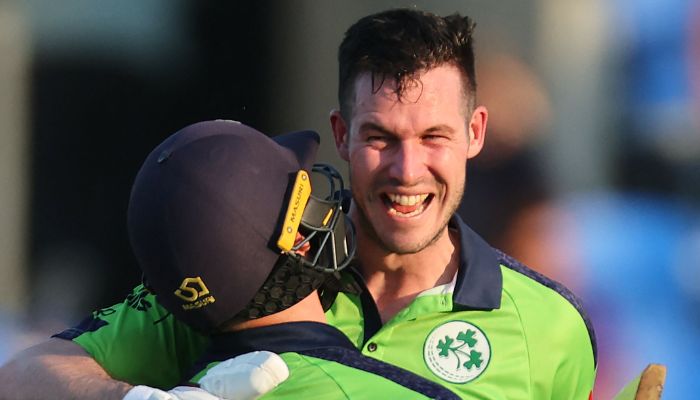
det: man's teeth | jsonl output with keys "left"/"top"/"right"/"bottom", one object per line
{"left": 386, "top": 193, "right": 429, "bottom": 206}
{"left": 385, "top": 193, "right": 429, "bottom": 217}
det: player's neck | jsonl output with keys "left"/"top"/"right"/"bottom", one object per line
{"left": 357, "top": 226, "right": 460, "bottom": 323}
{"left": 228, "top": 290, "right": 327, "bottom": 331}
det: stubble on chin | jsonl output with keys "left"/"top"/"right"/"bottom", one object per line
{"left": 354, "top": 197, "right": 453, "bottom": 255}
{"left": 349, "top": 170, "right": 466, "bottom": 256}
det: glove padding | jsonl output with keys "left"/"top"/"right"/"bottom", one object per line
{"left": 198, "top": 351, "right": 290, "bottom": 400}
{"left": 124, "top": 385, "right": 222, "bottom": 400}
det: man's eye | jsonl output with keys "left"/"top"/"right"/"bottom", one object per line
{"left": 365, "top": 135, "right": 389, "bottom": 149}
{"left": 423, "top": 135, "right": 446, "bottom": 143}
{"left": 367, "top": 136, "right": 388, "bottom": 144}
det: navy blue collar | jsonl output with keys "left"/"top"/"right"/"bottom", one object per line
{"left": 199, "top": 321, "right": 357, "bottom": 364}
{"left": 451, "top": 214, "right": 502, "bottom": 310}
{"left": 351, "top": 215, "right": 503, "bottom": 343}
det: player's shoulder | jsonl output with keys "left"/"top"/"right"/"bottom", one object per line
{"left": 495, "top": 249, "right": 597, "bottom": 364}
{"left": 53, "top": 284, "right": 176, "bottom": 340}
{"left": 496, "top": 250, "right": 584, "bottom": 313}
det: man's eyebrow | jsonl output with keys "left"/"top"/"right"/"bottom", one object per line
{"left": 358, "top": 122, "right": 394, "bottom": 136}
{"left": 358, "top": 122, "right": 457, "bottom": 136}
{"left": 424, "top": 124, "right": 456, "bottom": 135}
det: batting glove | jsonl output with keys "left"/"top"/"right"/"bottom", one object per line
{"left": 198, "top": 351, "right": 289, "bottom": 400}
{"left": 124, "top": 385, "right": 222, "bottom": 400}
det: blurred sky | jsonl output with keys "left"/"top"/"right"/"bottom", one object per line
{"left": 0, "top": 1, "right": 698, "bottom": 398}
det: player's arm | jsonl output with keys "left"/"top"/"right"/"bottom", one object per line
{"left": 0, "top": 338, "right": 285, "bottom": 400}
{"left": 0, "top": 338, "right": 132, "bottom": 400}
{"left": 1, "top": 285, "right": 208, "bottom": 399}
{"left": 0, "top": 284, "right": 286, "bottom": 400}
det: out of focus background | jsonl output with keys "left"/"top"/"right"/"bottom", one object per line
{"left": 0, "top": 0, "right": 698, "bottom": 398}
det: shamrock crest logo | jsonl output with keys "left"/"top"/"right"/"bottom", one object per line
{"left": 423, "top": 321, "right": 491, "bottom": 383}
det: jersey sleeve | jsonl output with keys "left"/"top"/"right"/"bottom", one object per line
{"left": 550, "top": 308, "right": 597, "bottom": 399}
{"left": 498, "top": 256, "right": 597, "bottom": 399}
{"left": 53, "top": 285, "right": 209, "bottom": 388}
{"left": 515, "top": 280, "right": 597, "bottom": 399}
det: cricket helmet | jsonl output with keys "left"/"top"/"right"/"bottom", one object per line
{"left": 127, "top": 120, "right": 354, "bottom": 332}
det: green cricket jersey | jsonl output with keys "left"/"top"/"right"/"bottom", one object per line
{"left": 188, "top": 322, "right": 458, "bottom": 399}
{"left": 325, "top": 217, "right": 596, "bottom": 399}
{"left": 55, "top": 215, "right": 596, "bottom": 398}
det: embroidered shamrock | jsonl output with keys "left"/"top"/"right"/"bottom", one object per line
{"left": 436, "top": 329, "right": 483, "bottom": 370}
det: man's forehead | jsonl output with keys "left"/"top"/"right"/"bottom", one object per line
{"left": 350, "top": 67, "right": 469, "bottom": 119}
{"left": 352, "top": 73, "right": 404, "bottom": 108}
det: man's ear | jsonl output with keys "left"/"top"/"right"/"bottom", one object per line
{"left": 467, "top": 105, "right": 488, "bottom": 159}
{"left": 330, "top": 110, "right": 350, "bottom": 161}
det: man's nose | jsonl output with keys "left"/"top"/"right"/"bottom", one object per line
{"left": 387, "top": 140, "right": 427, "bottom": 185}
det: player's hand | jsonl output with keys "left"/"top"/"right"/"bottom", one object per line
{"left": 122, "top": 351, "right": 288, "bottom": 400}
{"left": 198, "top": 351, "right": 289, "bottom": 400}
{"left": 124, "top": 385, "right": 223, "bottom": 400}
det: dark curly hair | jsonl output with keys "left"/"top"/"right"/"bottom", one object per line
{"left": 338, "top": 8, "right": 477, "bottom": 121}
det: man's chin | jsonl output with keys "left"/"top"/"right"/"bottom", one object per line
{"left": 357, "top": 206, "right": 444, "bottom": 253}
{"left": 376, "top": 231, "right": 444, "bottom": 255}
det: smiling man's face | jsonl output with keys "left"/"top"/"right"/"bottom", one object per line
{"left": 332, "top": 64, "right": 485, "bottom": 254}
